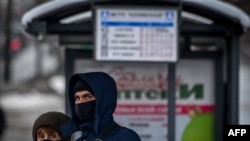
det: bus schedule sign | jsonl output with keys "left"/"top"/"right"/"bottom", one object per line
{"left": 94, "top": 7, "right": 179, "bottom": 62}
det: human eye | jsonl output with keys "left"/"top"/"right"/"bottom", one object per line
{"left": 75, "top": 96, "right": 80, "bottom": 102}
{"left": 51, "top": 133, "right": 61, "bottom": 140}
{"left": 37, "top": 133, "right": 45, "bottom": 139}
{"left": 51, "top": 134, "right": 57, "bottom": 139}
{"left": 84, "top": 94, "right": 93, "bottom": 100}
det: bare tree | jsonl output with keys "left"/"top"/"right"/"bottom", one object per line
{"left": 3, "top": 0, "right": 13, "bottom": 83}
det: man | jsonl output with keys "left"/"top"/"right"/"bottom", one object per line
{"left": 32, "top": 111, "right": 70, "bottom": 141}
{"left": 61, "top": 72, "right": 141, "bottom": 141}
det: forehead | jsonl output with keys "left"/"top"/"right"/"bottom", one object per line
{"left": 38, "top": 126, "right": 56, "bottom": 133}
{"left": 75, "top": 90, "right": 93, "bottom": 96}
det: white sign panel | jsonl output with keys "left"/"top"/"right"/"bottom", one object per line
{"left": 95, "top": 7, "right": 179, "bottom": 62}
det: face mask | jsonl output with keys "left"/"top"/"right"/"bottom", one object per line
{"left": 75, "top": 100, "right": 96, "bottom": 123}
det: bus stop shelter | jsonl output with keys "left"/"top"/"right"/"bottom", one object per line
{"left": 21, "top": 0, "right": 250, "bottom": 141}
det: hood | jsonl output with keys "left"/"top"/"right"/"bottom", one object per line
{"left": 62, "top": 72, "right": 117, "bottom": 137}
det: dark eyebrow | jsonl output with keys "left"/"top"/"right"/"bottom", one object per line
{"left": 83, "top": 93, "right": 93, "bottom": 97}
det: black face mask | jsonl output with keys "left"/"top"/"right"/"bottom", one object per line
{"left": 75, "top": 100, "right": 96, "bottom": 123}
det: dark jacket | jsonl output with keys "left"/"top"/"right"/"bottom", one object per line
{"left": 61, "top": 72, "right": 141, "bottom": 141}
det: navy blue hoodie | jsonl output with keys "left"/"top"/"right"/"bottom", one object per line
{"left": 61, "top": 72, "right": 141, "bottom": 141}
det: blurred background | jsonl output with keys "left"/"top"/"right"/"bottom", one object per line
{"left": 0, "top": 0, "right": 65, "bottom": 141}
{"left": 0, "top": 0, "right": 249, "bottom": 141}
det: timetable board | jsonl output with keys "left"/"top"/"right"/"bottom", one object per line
{"left": 94, "top": 7, "right": 179, "bottom": 62}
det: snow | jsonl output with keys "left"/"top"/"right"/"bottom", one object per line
{"left": 48, "top": 74, "right": 66, "bottom": 96}
{"left": 0, "top": 92, "right": 63, "bottom": 111}
{"left": 0, "top": 81, "right": 65, "bottom": 141}
{"left": 0, "top": 74, "right": 66, "bottom": 112}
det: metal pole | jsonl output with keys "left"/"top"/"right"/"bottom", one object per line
{"left": 3, "top": 0, "right": 13, "bottom": 84}
{"left": 226, "top": 35, "right": 239, "bottom": 124}
{"left": 214, "top": 54, "right": 224, "bottom": 141}
{"left": 64, "top": 48, "right": 72, "bottom": 114}
{"left": 168, "top": 63, "right": 176, "bottom": 141}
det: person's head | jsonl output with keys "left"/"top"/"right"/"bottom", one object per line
{"left": 62, "top": 72, "right": 118, "bottom": 137}
{"left": 73, "top": 79, "right": 96, "bottom": 123}
{"left": 32, "top": 111, "right": 70, "bottom": 141}
{"left": 74, "top": 79, "right": 96, "bottom": 104}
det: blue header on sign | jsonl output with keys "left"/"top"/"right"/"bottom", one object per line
{"left": 101, "top": 21, "right": 173, "bottom": 27}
